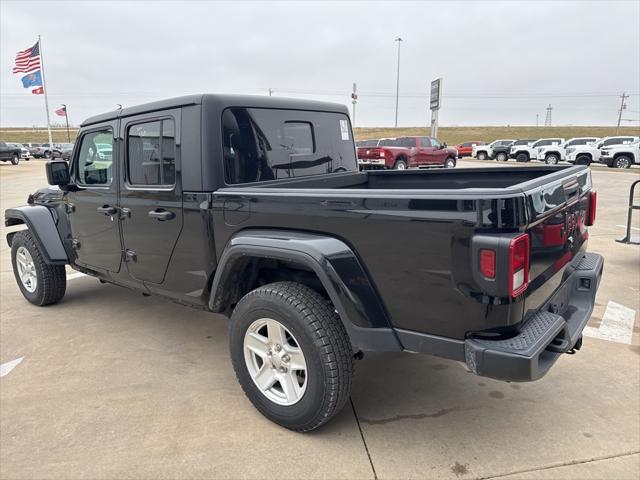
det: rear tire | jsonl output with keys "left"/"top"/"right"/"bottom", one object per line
{"left": 477, "top": 151, "right": 487, "bottom": 160}
{"left": 11, "top": 230, "right": 66, "bottom": 306}
{"left": 516, "top": 153, "right": 529, "bottom": 163}
{"left": 394, "top": 158, "right": 407, "bottom": 170}
{"left": 613, "top": 155, "right": 632, "bottom": 169}
{"left": 44, "top": 151, "right": 52, "bottom": 159}
{"left": 229, "top": 281, "right": 354, "bottom": 432}
{"left": 496, "top": 152, "right": 508, "bottom": 162}
{"left": 445, "top": 157, "right": 456, "bottom": 168}
{"left": 11, "top": 154, "right": 20, "bottom": 165}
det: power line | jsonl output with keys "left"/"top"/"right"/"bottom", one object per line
{"left": 616, "top": 92, "right": 629, "bottom": 134}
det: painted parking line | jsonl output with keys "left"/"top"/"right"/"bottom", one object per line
{"left": 616, "top": 225, "right": 640, "bottom": 231}
{"left": 66, "top": 272, "right": 86, "bottom": 280}
{"left": 0, "top": 357, "right": 24, "bottom": 378}
{"left": 583, "top": 301, "right": 636, "bottom": 345}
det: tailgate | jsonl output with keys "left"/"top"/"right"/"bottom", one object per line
{"left": 522, "top": 166, "right": 595, "bottom": 315}
{"left": 357, "top": 147, "right": 384, "bottom": 159}
{"left": 469, "top": 166, "right": 594, "bottom": 306}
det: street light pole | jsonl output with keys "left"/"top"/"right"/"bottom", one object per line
{"left": 394, "top": 37, "right": 403, "bottom": 128}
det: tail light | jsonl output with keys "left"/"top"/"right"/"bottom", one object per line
{"left": 586, "top": 191, "right": 597, "bottom": 226}
{"left": 509, "top": 234, "right": 530, "bottom": 297}
{"left": 379, "top": 148, "right": 385, "bottom": 158}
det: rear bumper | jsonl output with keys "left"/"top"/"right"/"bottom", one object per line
{"left": 464, "top": 252, "right": 604, "bottom": 382}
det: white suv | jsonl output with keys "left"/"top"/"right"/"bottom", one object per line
{"left": 600, "top": 141, "right": 639, "bottom": 168}
{"left": 510, "top": 138, "right": 564, "bottom": 162}
{"left": 472, "top": 139, "right": 515, "bottom": 160}
{"left": 537, "top": 137, "right": 599, "bottom": 165}
{"left": 566, "top": 136, "right": 639, "bottom": 165}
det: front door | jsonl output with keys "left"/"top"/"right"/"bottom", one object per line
{"left": 119, "top": 113, "right": 183, "bottom": 284}
{"left": 425, "top": 137, "right": 446, "bottom": 165}
{"left": 66, "top": 123, "right": 122, "bottom": 272}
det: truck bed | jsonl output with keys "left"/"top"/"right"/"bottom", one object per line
{"left": 213, "top": 165, "right": 592, "bottom": 341}
{"left": 222, "top": 166, "right": 584, "bottom": 193}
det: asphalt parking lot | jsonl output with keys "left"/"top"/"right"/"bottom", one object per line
{"left": 1, "top": 160, "right": 639, "bottom": 479}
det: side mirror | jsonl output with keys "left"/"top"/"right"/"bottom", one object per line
{"left": 46, "top": 161, "right": 70, "bottom": 186}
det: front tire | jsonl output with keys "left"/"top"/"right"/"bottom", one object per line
{"left": 545, "top": 153, "right": 560, "bottom": 165}
{"left": 11, "top": 230, "right": 66, "bottom": 306}
{"left": 477, "top": 151, "right": 487, "bottom": 160}
{"left": 11, "top": 154, "right": 20, "bottom": 165}
{"left": 613, "top": 155, "right": 632, "bottom": 169}
{"left": 496, "top": 152, "right": 508, "bottom": 162}
{"left": 575, "top": 154, "right": 591, "bottom": 166}
{"left": 44, "top": 151, "right": 52, "bottom": 159}
{"left": 229, "top": 281, "right": 354, "bottom": 432}
{"left": 516, "top": 153, "right": 529, "bottom": 162}
{"left": 445, "top": 157, "right": 456, "bottom": 168}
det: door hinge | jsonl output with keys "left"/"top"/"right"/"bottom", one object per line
{"left": 125, "top": 249, "right": 137, "bottom": 262}
{"left": 71, "top": 238, "right": 80, "bottom": 250}
{"left": 66, "top": 203, "right": 75, "bottom": 213}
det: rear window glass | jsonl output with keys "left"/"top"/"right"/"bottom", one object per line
{"left": 222, "top": 108, "right": 357, "bottom": 184}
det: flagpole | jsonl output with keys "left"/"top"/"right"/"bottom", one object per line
{"left": 37, "top": 35, "right": 53, "bottom": 148}
{"left": 62, "top": 104, "right": 70, "bottom": 142}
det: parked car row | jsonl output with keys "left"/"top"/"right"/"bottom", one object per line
{"left": 0, "top": 142, "right": 75, "bottom": 164}
{"left": 465, "top": 136, "right": 639, "bottom": 168}
{"left": 355, "top": 136, "right": 458, "bottom": 169}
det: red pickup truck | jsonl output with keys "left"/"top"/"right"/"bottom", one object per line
{"left": 357, "top": 136, "right": 458, "bottom": 170}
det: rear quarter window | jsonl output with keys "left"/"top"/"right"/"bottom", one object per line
{"left": 222, "top": 108, "right": 357, "bottom": 184}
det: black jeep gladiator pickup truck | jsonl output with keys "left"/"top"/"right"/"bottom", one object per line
{"left": 6, "top": 94, "right": 603, "bottom": 432}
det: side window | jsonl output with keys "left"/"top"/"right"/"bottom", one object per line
{"left": 420, "top": 138, "right": 432, "bottom": 148}
{"left": 127, "top": 119, "right": 176, "bottom": 186}
{"left": 222, "top": 108, "right": 357, "bottom": 184}
{"left": 76, "top": 128, "right": 113, "bottom": 186}
{"left": 430, "top": 138, "right": 442, "bottom": 148}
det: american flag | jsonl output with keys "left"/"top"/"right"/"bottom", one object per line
{"left": 55, "top": 106, "right": 66, "bottom": 116}
{"left": 13, "top": 41, "right": 41, "bottom": 74}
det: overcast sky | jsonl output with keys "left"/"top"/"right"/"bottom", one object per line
{"left": 1, "top": 0, "right": 639, "bottom": 128}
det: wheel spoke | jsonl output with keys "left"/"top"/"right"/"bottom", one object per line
{"left": 267, "top": 320, "right": 287, "bottom": 346}
{"left": 285, "top": 347, "right": 306, "bottom": 371}
{"left": 278, "top": 371, "right": 303, "bottom": 403}
{"left": 245, "top": 332, "right": 269, "bottom": 358}
{"left": 253, "top": 364, "right": 276, "bottom": 391}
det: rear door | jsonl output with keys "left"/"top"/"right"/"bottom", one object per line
{"left": 66, "top": 123, "right": 122, "bottom": 272}
{"left": 417, "top": 137, "right": 433, "bottom": 164}
{"left": 0, "top": 142, "right": 8, "bottom": 160}
{"left": 119, "top": 111, "right": 183, "bottom": 284}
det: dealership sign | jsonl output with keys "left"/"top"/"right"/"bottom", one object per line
{"left": 430, "top": 78, "right": 442, "bottom": 111}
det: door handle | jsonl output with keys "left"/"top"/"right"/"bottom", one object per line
{"left": 97, "top": 205, "right": 117, "bottom": 215}
{"left": 148, "top": 209, "right": 175, "bottom": 221}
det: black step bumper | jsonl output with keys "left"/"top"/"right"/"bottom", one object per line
{"left": 464, "top": 252, "right": 604, "bottom": 382}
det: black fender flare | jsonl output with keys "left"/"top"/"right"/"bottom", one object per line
{"left": 209, "top": 229, "right": 402, "bottom": 352}
{"left": 5, "top": 206, "right": 68, "bottom": 264}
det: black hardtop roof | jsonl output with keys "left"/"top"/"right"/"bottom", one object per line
{"left": 81, "top": 94, "right": 350, "bottom": 127}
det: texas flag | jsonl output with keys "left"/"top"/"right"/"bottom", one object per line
{"left": 21, "top": 70, "right": 42, "bottom": 88}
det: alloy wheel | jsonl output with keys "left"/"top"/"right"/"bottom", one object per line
{"left": 244, "top": 318, "right": 308, "bottom": 406}
{"left": 15, "top": 246, "right": 37, "bottom": 293}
